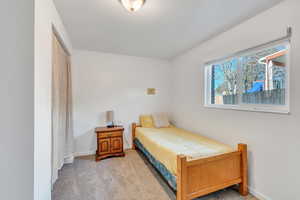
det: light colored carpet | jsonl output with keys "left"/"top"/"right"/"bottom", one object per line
{"left": 52, "top": 150, "right": 258, "bottom": 200}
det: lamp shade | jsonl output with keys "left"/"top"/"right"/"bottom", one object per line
{"left": 106, "top": 111, "right": 114, "bottom": 123}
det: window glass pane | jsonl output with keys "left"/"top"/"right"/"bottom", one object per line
{"left": 241, "top": 44, "right": 288, "bottom": 105}
{"left": 211, "top": 58, "right": 238, "bottom": 105}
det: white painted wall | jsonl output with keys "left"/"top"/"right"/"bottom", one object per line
{"left": 170, "top": 0, "right": 300, "bottom": 199}
{"left": 0, "top": 1, "right": 34, "bottom": 200}
{"left": 34, "top": 0, "right": 73, "bottom": 199}
{"left": 72, "top": 50, "right": 171, "bottom": 155}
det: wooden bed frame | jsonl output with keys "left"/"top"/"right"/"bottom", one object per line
{"left": 132, "top": 123, "right": 248, "bottom": 200}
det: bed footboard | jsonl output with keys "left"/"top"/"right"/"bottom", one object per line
{"left": 177, "top": 144, "right": 248, "bottom": 200}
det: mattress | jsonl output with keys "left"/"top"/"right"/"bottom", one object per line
{"left": 135, "top": 127, "right": 233, "bottom": 176}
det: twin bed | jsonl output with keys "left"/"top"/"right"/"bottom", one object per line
{"left": 132, "top": 122, "right": 248, "bottom": 200}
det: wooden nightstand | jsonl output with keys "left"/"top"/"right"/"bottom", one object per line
{"left": 95, "top": 126, "right": 125, "bottom": 161}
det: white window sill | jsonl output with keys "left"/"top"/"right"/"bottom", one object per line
{"left": 204, "top": 104, "right": 290, "bottom": 115}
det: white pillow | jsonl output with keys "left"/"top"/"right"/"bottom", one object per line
{"left": 152, "top": 113, "right": 170, "bottom": 128}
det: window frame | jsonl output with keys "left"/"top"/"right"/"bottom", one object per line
{"left": 204, "top": 39, "right": 291, "bottom": 114}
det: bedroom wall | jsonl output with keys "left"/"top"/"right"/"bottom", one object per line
{"left": 0, "top": 1, "right": 34, "bottom": 200}
{"left": 72, "top": 50, "right": 171, "bottom": 155}
{"left": 34, "top": 0, "right": 73, "bottom": 199}
{"left": 170, "top": 0, "right": 299, "bottom": 199}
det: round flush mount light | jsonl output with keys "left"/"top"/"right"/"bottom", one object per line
{"left": 119, "top": 0, "right": 146, "bottom": 12}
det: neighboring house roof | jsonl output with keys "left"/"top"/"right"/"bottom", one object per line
{"left": 259, "top": 50, "right": 287, "bottom": 67}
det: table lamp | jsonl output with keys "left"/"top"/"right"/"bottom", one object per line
{"left": 106, "top": 110, "right": 114, "bottom": 128}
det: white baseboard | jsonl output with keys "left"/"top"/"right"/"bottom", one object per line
{"left": 249, "top": 186, "right": 271, "bottom": 200}
{"left": 64, "top": 155, "right": 74, "bottom": 164}
{"left": 52, "top": 176, "right": 58, "bottom": 187}
{"left": 74, "top": 146, "right": 132, "bottom": 158}
{"left": 74, "top": 150, "right": 96, "bottom": 157}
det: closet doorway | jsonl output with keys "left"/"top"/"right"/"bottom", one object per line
{"left": 51, "top": 31, "right": 74, "bottom": 185}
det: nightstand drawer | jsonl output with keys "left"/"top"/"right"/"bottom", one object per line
{"left": 98, "top": 131, "right": 122, "bottom": 138}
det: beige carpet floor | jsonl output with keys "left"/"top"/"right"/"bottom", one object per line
{"left": 52, "top": 150, "right": 258, "bottom": 200}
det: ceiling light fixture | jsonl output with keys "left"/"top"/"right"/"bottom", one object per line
{"left": 119, "top": 0, "right": 146, "bottom": 12}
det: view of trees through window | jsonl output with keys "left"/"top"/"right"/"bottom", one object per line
{"left": 210, "top": 43, "right": 288, "bottom": 106}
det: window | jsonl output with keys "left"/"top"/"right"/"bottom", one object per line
{"left": 205, "top": 40, "right": 290, "bottom": 113}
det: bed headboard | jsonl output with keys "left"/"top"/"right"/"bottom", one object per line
{"left": 131, "top": 123, "right": 141, "bottom": 149}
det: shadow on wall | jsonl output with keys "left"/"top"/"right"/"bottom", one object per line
{"left": 75, "top": 129, "right": 97, "bottom": 156}
{"left": 247, "top": 150, "right": 255, "bottom": 191}
{"left": 73, "top": 111, "right": 106, "bottom": 156}
{"left": 99, "top": 111, "right": 107, "bottom": 123}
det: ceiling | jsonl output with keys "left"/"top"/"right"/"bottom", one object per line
{"left": 54, "top": 0, "right": 283, "bottom": 59}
